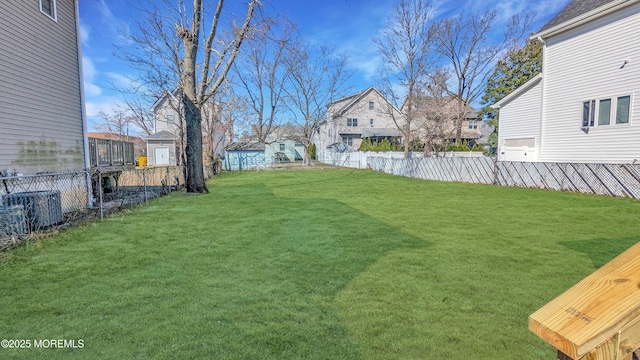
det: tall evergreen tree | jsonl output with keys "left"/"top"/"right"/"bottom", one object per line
{"left": 480, "top": 39, "right": 543, "bottom": 145}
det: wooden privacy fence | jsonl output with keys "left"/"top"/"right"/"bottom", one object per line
{"left": 364, "top": 156, "right": 640, "bottom": 199}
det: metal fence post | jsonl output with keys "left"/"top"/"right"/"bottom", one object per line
{"left": 98, "top": 171, "right": 104, "bottom": 221}
{"left": 143, "top": 168, "right": 148, "bottom": 203}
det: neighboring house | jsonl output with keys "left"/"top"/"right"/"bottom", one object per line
{"left": 264, "top": 125, "right": 304, "bottom": 163}
{"left": 0, "top": 0, "right": 88, "bottom": 175}
{"left": 224, "top": 141, "right": 265, "bottom": 171}
{"left": 150, "top": 90, "right": 231, "bottom": 166}
{"left": 407, "top": 96, "right": 483, "bottom": 146}
{"left": 144, "top": 131, "right": 177, "bottom": 166}
{"left": 315, "top": 86, "right": 403, "bottom": 151}
{"left": 493, "top": 0, "right": 640, "bottom": 163}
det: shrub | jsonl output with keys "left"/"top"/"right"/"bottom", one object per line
{"left": 308, "top": 143, "right": 317, "bottom": 160}
{"left": 358, "top": 137, "right": 373, "bottom": 152}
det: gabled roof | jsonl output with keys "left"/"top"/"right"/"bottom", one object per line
{"left": 225, "top": 141, "right": 265, "bottom": 151}
{"left": 329, "top": 86, "right": 401, "bottom": 118}
{"left": 533, "top": 0, "right": 639, "bottom": 39}
{"left": 492, "top": 73, "right": 543, "bottom": 109}
{"left": 150, "top": 89, "right": 181, "bottom": 113}
{"left": 144, "top": 130, "right": 176, "bottom": 141}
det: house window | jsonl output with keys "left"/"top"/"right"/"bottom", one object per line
{"left": 582, "top": 100, "right": 596, "bottom": 127}
{"left": 40, "top": 0, "right": 57, "bottom": 20}
{"left": 370, "top": 119, "right": 374, "bottom": 127}
{"left": 347, "top": 118, "right": 358, "bottom": 127}
{"left": 369, "top": 101, "right": 374, "bottom": 110}
{"left": 342, "top": 135, "right": 358, "bottom": 146}
{"left": 598, "top": 99, "right": 611, "bottom": 125}
{"left": 582, "top": 95, "right": 631, "bottom": 128}
{"left": 617, "top": 95, "right": 630, "bottom": 124}
{"left": 279, "top": 143, "right": 285, "bottom": 151}
{"left": 166, "top": 114, "right": 175, "bottom": 124}
{"left": 468, "top": 120, "right": 478, "bottom": 130}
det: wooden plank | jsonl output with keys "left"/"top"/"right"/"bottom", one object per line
{"left": 529, "top": 241, "right": 640, "bottom": 359}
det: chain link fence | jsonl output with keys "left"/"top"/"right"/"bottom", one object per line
{"left": 366, "top": 155, "right": 640, "bottom": 199}
{"left": 1, "top": 166, "right": 186, "bottom": 250}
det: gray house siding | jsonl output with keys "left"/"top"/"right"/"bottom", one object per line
{"left": 0, "top": 1, "right": 85, "bottom": 174}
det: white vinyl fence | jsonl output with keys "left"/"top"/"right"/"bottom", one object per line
{"left": 319, "top": 150, "right": 640, "bottom": 199}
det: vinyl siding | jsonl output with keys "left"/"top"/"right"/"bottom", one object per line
{"left": 540, "top": 3, "right": 640, "bottom": 163}
{"left": 498, "top": 78, "right": 542, "bottom": 161}
{"left": 333, "top": 90, "right": 402, "bottom": 149}
{"left": 0, "top": 1, "right": 84, "bottom": 174}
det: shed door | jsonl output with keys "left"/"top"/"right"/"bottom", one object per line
{"left": 154, "top": 147, "right": 170, "bottom": 165}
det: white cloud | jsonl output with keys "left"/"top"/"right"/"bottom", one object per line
{"left": 85, "top": 97, "right": 123, "bottom": 117}
{"left": 82, "top": 56, "right": 102, "bottom": 97}
{"left": 106, "top": 72, "right": 140, "bottom": 90}
{"left": 79, "top": 21, "right": 90, "bottom": 45}
{"left": 97, "top": 0, "right": 115, "bottom": 20}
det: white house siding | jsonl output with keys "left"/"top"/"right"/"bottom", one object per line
{"left": 0, "top": 1, "right": 85, "bottom": 174}
{"left": 497, "top": 78, "right": 542, "bottom": 162}
{"left": 540, "top": 3, "right": 640, "bottom": 164}
{"left": 152, "top": 96, "right": 182, "bottom": 136}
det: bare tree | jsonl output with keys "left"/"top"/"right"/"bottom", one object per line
{"left": 234, "top": 17, "right": 295, "bottom": 143}
{"left": 430, "top": 9, "right": 534, "bottom": 144}
{"left": 413, "top": 69, "right": 457, "bottom": 156}
{"left": 117, "top": 0, "right": 260, "bottom": 193}
{"left": 374, "top": 0, "right": 435, "bottom": 158}
{"left": 285, "top": 42, "right": 350, "bottom": 166}
{"left": 217, "top": 79, "right": 249, "bottom": 142}
{"left": 94, "top": 109, "right": 133, "bottom": 138}
{"left": 121, "top": 98, "right": 155, "bottom": 136}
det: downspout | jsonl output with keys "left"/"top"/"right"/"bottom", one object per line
{"left": 537, "top": 36, "right": 546, "bottom": 162}
{"left": 75, "top": 0, "right": 93, "bottom": 208}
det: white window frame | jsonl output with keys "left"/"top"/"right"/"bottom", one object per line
{"left": 581, "top": 94, "right": 632, "bottom": 129}
{"left": 369, "top": 118, "right": 374, "bottom": 127}
{"left": 468, "top": 120, "right": 478, "bottom": 130}
{"left": 369, "top": 101, "right": 374, "bottom": 110}
{"left": 166, "top": 114, "right": 175, "bottom": 124}
{"left": 40, "top": 0, "right": 57, "bottom": 21}
{"left": 347, "top": 118, "right": 358, "bottom": 127}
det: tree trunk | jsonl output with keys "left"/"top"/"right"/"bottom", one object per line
{"left": 303, "top": 144, "right": 313, "bottom": 166}
{"left": 404, "top": 127, "right": 410, "bottom": 158}
{"left": 184, "top": 96, "right": 208, "bottom": 193}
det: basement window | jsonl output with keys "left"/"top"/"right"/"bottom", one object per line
{"left": 40, "top": 0, "right": 57, "bottom": 21}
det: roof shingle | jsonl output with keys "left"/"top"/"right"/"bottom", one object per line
{"left": 538, "top": 0, "right": 616, "bottom": 32}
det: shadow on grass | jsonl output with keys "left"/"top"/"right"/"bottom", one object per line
{"left": 559, "top": 237, "right": 640, "bottom": 268}
{"left": 0, "top": 182, "right": 430, "bottom": 360}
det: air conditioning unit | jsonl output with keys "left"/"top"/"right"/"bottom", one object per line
{"left": 4, "top": 191, "right": 62, "bottom": 231}
{"left": 0, "top": 205, "right": 27, "bottom": 236}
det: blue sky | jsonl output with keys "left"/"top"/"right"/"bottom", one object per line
{"left": 78, "top": 0, "right": 571, "bottom": 132}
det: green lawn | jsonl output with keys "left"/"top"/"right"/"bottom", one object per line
{"left": 2, "top": 169, "right": 640, "bottom": 359}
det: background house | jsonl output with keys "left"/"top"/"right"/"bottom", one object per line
{"left": 224, "top": 141, "right": 265, "bottom": 171}
{"left": 494, "top": 0, "right": 640, "bottom": 163}
{"left": 150, "top": 90, "right": 231, "bottom": 166}
{"left": 264, "top": 125, "right": 304, "bottom": 163}
{"left": 408, "top": 96, "right": 483, "bottom": 148}
{"left": 315, "top": 86, "right": 403, "bottom": 151}
{"left": 0, "top": 0, "right": 88, "bottom": 175}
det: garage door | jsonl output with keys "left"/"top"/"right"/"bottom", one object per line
{"left": 500, "top": 138, "right": 537, "bottom": 162}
